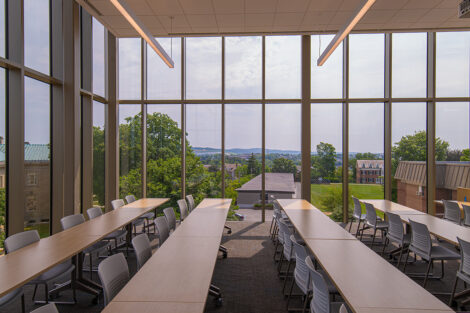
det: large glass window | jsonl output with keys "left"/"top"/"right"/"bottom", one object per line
{"left": 0, "top": 68, "right": 5, "bottom": 252}
{"left": 349, "top": 34, "right": 384, "bottom": 98}
{"left": 266, "top": 36, "right": 301, "bottom": 99}
{"left": 146, "top": 105, "right": 181, "bottom": 207}
{"left": 311, "top": 103, "right": 343, "bottom": 220}
{"left": 92, "top": 18, "right": 106, "bottom": 97}
{"left": 0, "top": 0, "right": 5, "bottom": 59}
{"left": 392, "top": 33, "right": 427, "bottom": 98}
{"left": 119, "top": 104, "right": 142, "bottom": 199}
{"left": 392, "top": 103, "right": 427, "bottom": 211}
{"left": 311, "top": 35, "right": 342, "bottom": 99}
{"left": 147, "top": 38, "right": 181, "bottom": 100}
{"left": 24, "top": 0, "right": 50, "bottom": 74}
{"left": 349, "top": 103, "right": 384, "bottom": 200}
{"left": 24, "top": 77, "right": 50, "bottom": 237}
{"left": 186, "top": 104, "right": 222, "bottom": 201}
{"left": 225, "top": 36, "right": 262, "bottom": 99}
{"left": 186, "top": 37, "right": 221, "bottom": 99}
{"left": 436, "top": 32, "right": 470, "bottom": 98}
{"left": 119, "top": 38, "right": 141, "bottom": 100}
{"left": 93, "top": 101, "right": 105, "bottom": 207}
{"left": 224, "top": 104, "right": 262, "bottom": 211}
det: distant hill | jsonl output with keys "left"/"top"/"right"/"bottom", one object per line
{"left": 191, "top": 147, "right": 301, "bottom": 155}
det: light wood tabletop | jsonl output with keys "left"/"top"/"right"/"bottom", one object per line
{"left": 102, "top": 302, "right": 205, "bottom": 313}
{"left": 305, "top": 239, "right": 454, "bottom": 313}
{"left": 361, "top": 199, "right": 425, "bottom": 216}
{"left": 0, "top": 198, "right": 169, "bottom": 298}
{"left": 278, "top": 199, "right": 356, "bottom": 240}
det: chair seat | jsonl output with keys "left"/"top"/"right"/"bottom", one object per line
{"left": 367, "top": 220, "right": 388, "bottom": 229}
{"left": 353, "top": 213, "right": 366, "bottom": 220}
{"left": 429, "top": 245, "right": 460, "bottom": 260}
{"left": 388, "top": 233, "right": 411, "bottom": 246}
{"left": 0, "top": 288, "right": 23, "bottom": 306}
{"left": 104, "top": 229, "right": 127, "bottom": 241}
{"left": 132, "top": 218, "right": 145, "bottom": 226}
{"left": 30, "top": 261, "right": 75, "bottom": 284}
{"left": 331, "top": 302, "right": 349, "bottom": 313}
{"left": 141, "top": 212, "right": 155, "bottom": 220}
{"left": 84, "top": 240, "right": 110, "bottom": 255}
{"left": 457, "top": 270, "right": 470, "bottom": 285}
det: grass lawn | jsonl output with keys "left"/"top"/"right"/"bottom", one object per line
{"left": 25, "top": 223, "right": 50, "bottom": 238}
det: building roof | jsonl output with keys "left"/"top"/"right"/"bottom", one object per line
{"left": 237, "top": 173, "right": 296, "bottom": 193}
{"left": 0, "top": 144, "right": 50, "bottom": 162}
{"left": 395, "top": 161, "right": 470, "bottom": 190}
{"left": 356, "top": 160, "right": 384, "bottom": 169}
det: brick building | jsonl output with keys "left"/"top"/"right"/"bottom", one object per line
{"left": 356, "top": 160, "right": 384, "bottom": 184}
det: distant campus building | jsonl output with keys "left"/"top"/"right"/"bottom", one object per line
{"left": 356, "top": 160, "right": 384, "bottom": 184}
{"left": 236, "top": 173, "right": 296, "bottom": 208}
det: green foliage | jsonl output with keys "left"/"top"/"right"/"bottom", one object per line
{"left": 247, "top": 153, "right": 261, "bottom": 176}
{"left": 461, "top": 149, "right": 470, "bottom": 161}
{"left": 317, "top": 185, "right": 353, "bottom": 222}
{"left": 0, "top": 188, "right": 5, "bottom": 250}
{"left": 272, "top": 157, "right": 297, "bottom": 175}
{"left": 312, "top": 142, "right": 337, "bottom": 180}
{"left": 93, "top": 126, "right": 105, "bottom": 206}
{"left": 446, "top": 149, "right": 463, "bottom": 161}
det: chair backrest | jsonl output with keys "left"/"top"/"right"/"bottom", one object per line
{"left": 278, "top": 219, "right": 293, "bottom": 260}
{"left": 463, "top": 204, "right": 470, "bottom": 227}
{"left": 352, "top": 196, "right": 362, "bottom": 219}
{"left": 163, "top": 207, "right": 177, "bottom": 231}
{"left": 443, "top": 200, "right": 461, "bottom": 224}
{"left": 274, "top": 211, "right": 285, "bottom": 244}
{"left": 132, "top": 234, "right": 152, "bottom": 270}
{"left": 409, "top": 219, "right": 432, "bottom": 258}
{"left": 186, "top": 195, "right": 195, "bottom": 212}
{"left": 98, "top": 253, "right": 130, "bottom": 306}
{"left": 111, "top": 199, "right": 125, "bottom": 210}
{"left": 385, "top": 212, "right": 404, "bottom": 243}
{"left": 305, "top": 256, "right": 331, "bottom": 313}
{"left": 177, "top": 199, "right": 188, "bottom": 221}
{"left": 125, "top": 195, "right": 136, "bottom": 204}
{"left": 457, "top": 237, "right": 470, "bottom": 276}
{"left": 154, "top": 216, "right": 170, "bottom": 246}
{"left": 291, "top": 235, "right": 310, "bottom": 293}
{"left": 339, "top": 304, "right": 348, "bottom": 313}
{"left": 30, "top": 303, "right": 59, "bottom": 313}
{"left": 60, "top": 214, "right": 85, "bottom": 230}
{"left": 4, "top": 230, "right": 40, "bottom": 253}
{"left": 364, "top": 202, "right": 377, "bottom": 226}
{"left": 87, "top": 207, "right": 103, "bottom": 219}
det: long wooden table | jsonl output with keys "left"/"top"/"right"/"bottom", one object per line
{"left": 278, "top": 199, "right": 454, "bottom": 313}
{"left": 0, "top": 198, "right": 168, "bottom": 298}
{"left": 103, "top": 198, "right": 232, "bottom": 313}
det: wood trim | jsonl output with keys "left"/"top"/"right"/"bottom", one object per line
{"left": 301, "top": 35, "right": 311, "bottom": 202}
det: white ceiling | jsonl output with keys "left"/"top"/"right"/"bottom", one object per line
{"left": 79, "top": 0, "right": 470, "bottom": 37}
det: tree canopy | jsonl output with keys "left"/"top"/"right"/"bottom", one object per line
{"left": 312, "top": 142, "right": 336, "bottom": 180}
{"left": 271, "top": 157, "right": 297, "bottom": 175}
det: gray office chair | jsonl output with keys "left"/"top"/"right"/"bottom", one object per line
{"left": 339, "top": 304, "right": 348, "bottom": 313}
{"left": 177, "top": 199, "right": 189, "bottom": 222}
{"left": 87, "top": 207, "right": 128, "bottom": 251}
{"left": 349, "top": 197, "right": 366, "bottom": 236}
{"left": 4, "top": 230, "right": 76, "bottom": 304}
{"left": 443, "top": 200, "right": 462, "bottom": 225}
{"left": 404, "top": 219, "right": 460, "bottom": 287}
{"left": 98, "top": 253, "right": 130, "bottom": 306}
{"left": 450, "top": 237, "right": 470, "bottom": 306}
{"left": 0, "top": 288, "right": 24, "bottom": 313}
{"left": 125, "top": 195, "right": 155, "bottom": 234}
{"left": 131, "top": 233, "right": 152, "bottom": 271}
{"left": 154, "top": 216, "right": 170, "bottom": 247}
{"left": 111, "top": 198, "right": 144, "bottom": 236}
{"left": 270, "top": 196, "right": 280, "bottom": 235}
{"left": 163, "top": 207, "right": 177, "bottom": 232}
{"left": 277, "top": 219, "right": 294, "bottom": 284}
{"left": 60, "top": 214, "right": 110, "bottom": 279}
{"left": 360, "top": 202, "right": 388, "bottom": 248}
{"left": 186, "top": 194, "right": 195, "bottom": 212}
{"left": 30, "top": 303, "right": 59, "bottom": 313}
{"left": 463, "top": 204, "right": 470, "bottom": 227}
{"left": 382, "top": 212, "right": 410, "bottom": 268}
{"left": 305, "top": 256, "right": 345, "bottom": 313}
{"left": 273, "top": 211, "right": 286, "bottom": 260}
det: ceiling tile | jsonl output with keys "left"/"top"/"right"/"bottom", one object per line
{"left": 127, "top": 0, "right": 154, "bottom": 15}
{"left": 246, "top": 13, "right": 275, "bottom": 27}
{"left": 245, "top": 0, "right": 278, "bottom": 13}
{"left": 307, "top": 0, "right": 342, "bottom": 12}
{"left": 101, "top": 15, "right": 130, "bottom": 28}
{"left": 276, "top": 0, "right": 310, "bottom": 13}
{"left": 418, "top": 8, "right": 456, "bottom": 22}
{"left": 191, "top": 27, "right": 219, "bottom": 33}
{"left": 403, "top": 0, "right": 442, "bottom": 9}
{"left": 339, "top": 0, "right": 363, "bottom": 11}
{"left": 329, "top": 11, "right": 354, "bottom": 25}
{"left": 274, "top": 13, "right": 305, "bottom": 26}
{"left": 89, "top": 0, "right": 120, "bottom": 15}
{"left": 409, "top": 21, "right": 443, "bottom": 29}
{"left": 441, "top": 20, "right": 470, "bottom": 27}
{"left": 360, "top": 9, "right": 397, "bottom": 24}
{"left": 115, "top": 28, "right": 139, "bottom": 37}
{"left": 436, "top": 0, "right": 460, "bottom": 9}
{"left": 139, "top": 15, "right": 164, "bottom": 28}
{"left": 372, "top": 0, "right": 408, "bottom": 10}
{"left": 148, "top": 28, "right": 168, "bottom": 36}
{"left": 157, "top": 15, "right": 190, "bottom": 31}
{"left": 383, "top": 21, "right": 412, "bottom": 29}
{"left": 212, "top": 0, "right": 245, "bottom": 14}
{"left": 186, "top": 14, "right": 218, "bottom": 28}
{"left": 179, "top": 0, "right": 214, "bottom": 14}
{"left": 271, "top": 25, "right": 300, "bottom": 32}
{"left": 298, "top": 24, "right": 330, "bottom": 31}
{"left": 216, "top": 14, "right": 244, "bottom": 27}
{"left": 355, "top": 23, "right": 386, "bottom": 30}
{"left": 218, "top": 26, "right": 244, "bottom": 33}
{"left": 169, "top": 26, "right": 194, "bottom": 34}
{"left": 147, "top": 0, "right": 184, "bottom": 15}
{"left": 392, "top": 9, "right": 429, "bottom": 23}
{"left": 302, "top": 11, "right": 337, "bottom": 25}
{"left": 245, "top": 26, "right": 270, "bottom": 33}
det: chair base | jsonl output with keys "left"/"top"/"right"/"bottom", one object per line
{"left": 209, "top": 284, "right": 223, "bottom": 307}
{"left": 219, "top": 245, "right": 228, "bottom": 258}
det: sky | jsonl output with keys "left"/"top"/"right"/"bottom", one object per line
{"left": 3, "top": 2, "right": 470, "bottom": 155}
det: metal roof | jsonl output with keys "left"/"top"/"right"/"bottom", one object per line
{"left": 0, "top": 144, "right": 50, "bottom": 162}
{"left": 357, "top": 160, "right": 384, "bottom": 169}
{"left": 237, "top": 173, "right": 296, "bottom": 193}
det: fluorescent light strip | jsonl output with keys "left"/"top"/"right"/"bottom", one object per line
{"left": 317, "top": 0, "right": 376, "bottom": 66}
{"left": 110, "top": 0, "right": 174, "bottom": 68}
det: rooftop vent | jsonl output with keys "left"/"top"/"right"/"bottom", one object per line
{"left": 459, "top": 0, "right": 470, "bottom": 18}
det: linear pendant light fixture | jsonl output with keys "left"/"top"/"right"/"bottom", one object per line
{"left": 317, "top": 0, "right": 376, "bottom": 66}
{"left": 110, "top": 0, "right": 174, "bottom": 68}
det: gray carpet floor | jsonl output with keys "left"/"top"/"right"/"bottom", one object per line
{"left": 0, "top": 220, "right": 468, "bottom": 313}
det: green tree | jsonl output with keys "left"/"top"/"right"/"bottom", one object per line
{"left": 461, "top": 149, "right": 470, "bottom": 161}
{"left": 311, "top": 142, "right": 336, "bottom": 180}
{"left": 247, "top": 153, "right": 260, "bottom": 175}
{"left": 272, "top": 157, "right": 297, "bottom": 175}
{"left": 93, "top": 126, "right": 105, "bottom": 206}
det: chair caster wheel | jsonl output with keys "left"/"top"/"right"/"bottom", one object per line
{"left": 215, "top": 297, "right": 223, "bottom": 307}
{"left": 227, "top": 230, "right": 232, "bottom": 234}
{"left": 223, "top": 252, "right": 227, "bottom": 259}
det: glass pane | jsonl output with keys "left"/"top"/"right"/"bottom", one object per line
{"left": 349, "top": 103, "right": 384, "bottom": 201}
{"left": 119, "top": 38, "right": 141, "bottom": 100}
{"left": 266, "top": 36, "right": 301, "bottom": 99}
{"left": 435, "top": 102, "right": 470, "bottom": 213}
{"left": 349, "top": 34, "right": 384, "bottom": 98}
{"left": 0, "top": 68, "right": 5, "bottom": 253}
{"left": 0, "top": 0, "right": 5, "bottom": 58}
{"left": 146, "top": 104, "right": 181, "bottom": 208}
{"left": 311, "top": 103, "right": 343, "bottom": 220}
{"left": 24, "top": 77, "right": 50, "bottom": 237}
{"left": 186, "top": 37, "right": 221, "bottom": 99}
{"left": 311, "top": 35, "right": 342, "bottom": 99}
{"left": 225, "top": 36, "right": 262, "bottom": 99}
{"left": 392, "top": 103, "right": 426, "bottom": 210}
{"left": 93, "top": 18, "right": 105, "bottom": 97}
{"left": 119, "top": 104, "right": 142, "bottom": 199}
{"left": 93, "top": 101, "right": 105, "bottom": 207}
{"left": 436, "top": 32, "right": 470, "bottom": 97}
{"left": 224, "top": 104, "right": 261, "bottom": 212}
{"left": 266, "top": 103, "right": 301, "bottom": 205}
{"left": 147, "top": 38, "right": 181, "bottom": 100}
{"left": 24, "top": 0, "right": 50, "bottom": 74}
{"left": 392, "top": 33, "right": 427, "bottom": 98}
{"left": 186, "top": 104, "right": 221, "bottom": 201}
